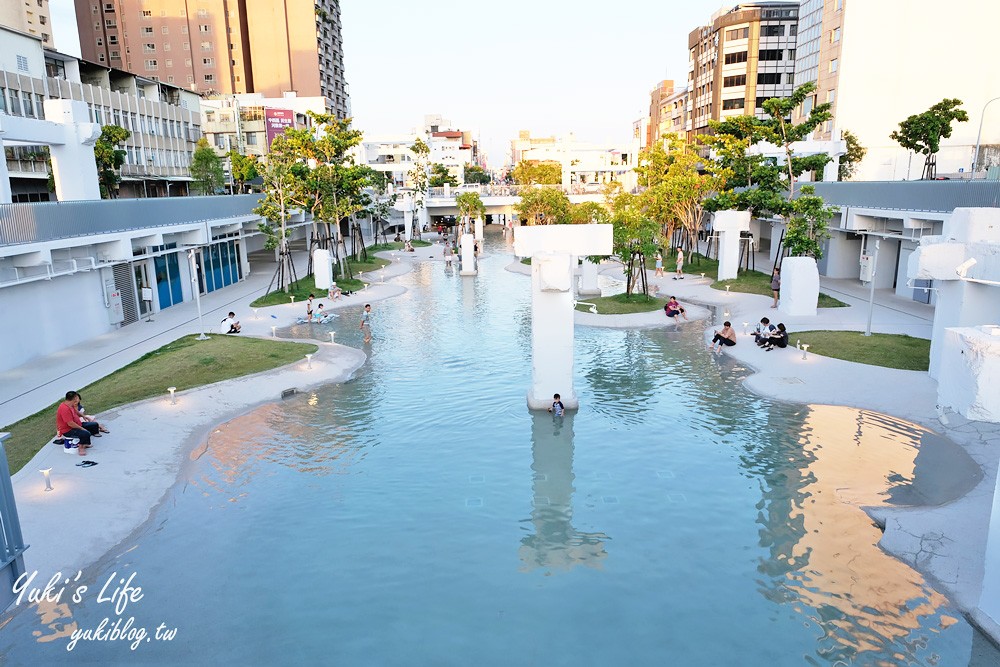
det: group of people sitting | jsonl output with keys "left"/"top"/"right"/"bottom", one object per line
{"left": 299, "top": 294, "right": 339, "bottom": 324}
{"left": 54, "top": 390, "right": 110, "bottom": 456}
{"left": 708, "top": 316, "right": 790, "bottom": 353}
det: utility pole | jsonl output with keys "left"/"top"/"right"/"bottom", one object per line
{"left": 864, "top": 237, "right": 880, "bottom": 337}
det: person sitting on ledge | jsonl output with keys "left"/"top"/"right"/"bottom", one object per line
{"left": 220, "top": 312, "right": 241, "bottom": 334}
{"left": 754, "top": 317, "right": 775, "bottom": 346}
{"left": 56, "top": 391, "right": 92, "bottom": 455}
{"left": 763, "top": 323, "right": 789, "bottom": 351}
{"left": 328, "top": 282, "right": 343, "bottom": 301}
{"left": 709, "top": 321, "right": 737, "bottom": 353}
{"left": 404, "top": 240, "right": 415, "bottom": 252}
{"left": 664, "top": 296, "right": 688, "bottom": 321}
{"left": 77, "top": 393, "right": 110, "bottom": 436}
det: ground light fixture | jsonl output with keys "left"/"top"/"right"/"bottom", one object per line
{"left": 726, "top": 285, "right": 731, "bottom": 294}
{"left": 254, "top": 308, "right": 259, "bottom": 319}
{"left": 290, "top": 296, "right": 296, "bottom": 304}
{"left": 271, "top": 326, "right": 277, "bottom": 337}
{"left": 168, "top": 386, "right": 177, "bottom": 404}
{"left": 801, "top": 344, "right": 810, "bottom": 360}
{"left": 40, "top": 468, "right": 53, "bottom": 492}
{"left": 381, "top": 270, "right": 386, "bottom": 282}
{"left": 305, "top": 354, "right": 313, "bottom": 369}
{"left": 701, "top": 272, "right": 706, "bottom": 279}
{"left": 329, "top": 332, "right": 336, "bottom": 343}
{"left": 743, "top": 322, "right": 749, "bottom": 335}
{"left": 796, "top": 339, "right": 801, "bottom": 350}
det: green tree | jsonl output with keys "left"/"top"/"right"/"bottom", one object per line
{"left": 94, "top": 124, "right": 130, "bottom": 199}
{"left": 254, "top": 161, "right": 298, "bottom": 292}
{"left": 569, "top": 201, "right": 609, "bottom": 224}
{"left": 889, "top": 98, "right": 968, "bottom": 179}
{"left": 463, "top": 164, "right": 491, "bottom": 184}
{"left": 837, "top": 130, "right": 867, "bottom": 181}
{"left": 515, "top": 186, "right": 571, "bottom": 224}
{"left": 408, "top": 137, "right": 430, "bottom": 205}
{"left": 758, "top": 82, "right": 833, "bottom": 201}
{"left": 455, "top": 191, "right": 486, "bottom": 221}
{"left": 607, "top": 188, "right": 659, "bottom": 296}
{"left": 190, "top": 137, "right": 225, "bottom": 195}
{"left": 228, "top": 150, "right": 259, "bottom": 193}
{"left": 428, "top": 162, "right": 458, "bottom": 187}
{"left": 512, "top": 160, "right": 562, "bottom": 185}
{"left": 783, "top": 185, "right": 836, "bottom": 259}
{"left": 366, "top": 170, "right": 397, "bottom": 235}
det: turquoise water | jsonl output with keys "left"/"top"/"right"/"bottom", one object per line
{"left": 2, "top": 232, "right": 999, "bottom": 666}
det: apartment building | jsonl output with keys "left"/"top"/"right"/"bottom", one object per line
{"left": 647, "top": 82, "right": 689, "bottom": 147}
{"left": 200, "top": 93, "right": 327, "bottom": 159}
{"left": 73, "top": 0, "right": 349, "bottom": 118}
{"left": 790, "top": 1, "right": 999, "bottom": 180}
{"left": 0, "top": 25, "right": 202, "bottom": 201}
{"left": 0, "top": 0, "right": 54, "bottom": 48}
{"left": 687, "top": 1, "right": 799, "bottom": 139}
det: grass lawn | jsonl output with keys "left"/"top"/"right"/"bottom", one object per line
{"left": 574, "top": 292, "right": 667, "bottom": 314}
{"left": 520, "top": 257, "right": 532, "bottom": 266}
{"left": 793, "top": 330, "right": 930, "bottom": 371}
{"left": 251, "top": 257, "right": 388, "bottom": 308}
{"left": 370, "top": 240, "right": 432, "bottom": 252}
{"left": 2, "top": 335, "right": 318, "bottom": 474}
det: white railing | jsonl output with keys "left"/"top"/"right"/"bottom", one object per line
{"left": 426, "top": 183, "right": 608, "bottom": 199}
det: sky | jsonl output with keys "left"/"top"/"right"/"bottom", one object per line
{"left": 49, "top": 0, "right": 728, "bottom": 167}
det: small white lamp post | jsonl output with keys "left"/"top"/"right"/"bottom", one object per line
{"left": 801, "top": 344, "right": 810, "bottom": 360}
{"left": 253, "top": 308, "right": 259, "bottom": 319}
{"left": 271, "top": 326, "right": 277, "bottom": 338}
{"left": 187, "top": 249, "right": 209, "bottom": 340}
{"left": 380, "top": 270, "right": 386, "bottom": 283}
{"left": 725, "top": 285, "right": 731, "bottom": 294}
{"left": 40, "top": 468, "right": 53, "bottom": 492}
{"left": 742, "top": 322, "right": 749, "bottom": 335}
{"left": 700, "top": 272, "right": 706, "bottom": 279}
{"left": 290, "top": 295, "right": 296, "bottom": 304}
{"left": 329, "top": 332, "right": 336, "bottom": 343}
{"left": 305, "top": 354, "right": 313, "bottom": 369}
{"left": 168, "top": 386, "right": 177, "bottom": 404}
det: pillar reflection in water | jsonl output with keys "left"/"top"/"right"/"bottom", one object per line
{"left": 519, "top": 412, "right": 609, "bottom": 572}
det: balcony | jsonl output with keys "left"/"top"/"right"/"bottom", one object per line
{"left": 6, "top": 159, "right": 49, "bottom": 177}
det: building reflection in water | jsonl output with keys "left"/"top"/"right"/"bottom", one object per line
{"left": 519, "top": 412, "right": 609, "bottom": 572}
{"left": 754, "top": 404, "right": 981, "bottom": 664}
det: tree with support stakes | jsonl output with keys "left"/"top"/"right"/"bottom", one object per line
{"left": 607, "top": 187, "right": 658, "bottom": 297}
{"left": 254, "top": 161, "right": 299, "bottom": 294}
{"left": 455, "top": 191, "right": 486, "bottom": 235}
{"left": 366, "top": 171, "right": 397, "bottom": 246}
{"left": 890, "top": 98, "right": 969, "bottom": 180}
{"left": 408, "top": 138, "right": 430, "bottom": 239}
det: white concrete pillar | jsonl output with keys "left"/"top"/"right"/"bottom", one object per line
{"left": 474, "top": 217, "right": 484, "bottom": 242}
{"left": 514, "top": 224, "right": 613, "bottom": 411}
{"left": 45, "top": 99, "right": 101, "bottom": 201}
{"left": 460, "top": 233, "right": 476, "bottom": 276}
{"left": 403, "top": 209, "right": 413, "bottom": 241}
{"left": 418, "top": 206, "right": 429, "bottom": 234}
{"left": 579, "top": 259, "right": 601, "bottom": 296}
{"left": 0, "top": 136, "right": 11, "bottom": 204}
{"left": 713, "top": 210, "right": 751, "bottom": 281}
{"left": 779, "top": 256, "right": 820, "bottom": 317}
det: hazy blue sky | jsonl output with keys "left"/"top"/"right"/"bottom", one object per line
{"left": 51, "top": 0, "right": 727, "bottom": 165}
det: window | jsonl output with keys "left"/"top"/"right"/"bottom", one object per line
{"left": 789, "top": 24, "right": 797, "bottom": 36}
{"left": 829, "top": 58, "right": 839, "bottom": 73}
{"left": 185, "top": 58, "right": 192, "bottom": 67}
{"left": 828, "top": 90, "right": 836, "bottom": 104}
{"left": 163, "top": 43, "right": 171, "bottom": 51}
{"left": 96, "top": 37, "right": 103, "bottom": 46}
{"left": 165, "top": 59, "right": 172, "bottom": 67}
{"left": 98, "top": 53, "right": 105, "bottom": 63}
{"left": 756, "top": 96, "right": 771, "bottom": 109}
{"left": 722, "top": 98, "right": 745, "bottom": 110}
{"left": 203, "top": 58, "right": 214, "bottom": 66}
{"left": 145, "top": 59, "right": 157, "bottom": 70}
{"left": 725, "top": 27, "right": 749, "bottom": 40}
{"left": 16, "top": 55, "right": 29, "bottom": 72}
{"left": 204, "top": 74, "right": 214, "bottom": 83}
{"left": 761, "top": 25, "right": 784, "bottom": 37}
{"left": 108, "top": 35, "right": 117, "bottom": 44}
{"left": 831, "top": 28, "right": 841, "bottom": 43}
{"left": 104, "top": 3, "right": 113, "bottom": 11}
{"left": 39, "top": 15, "right": 46, "bottom": 24}
{"left": 162, "top": 26, "right": 169, "bottom": 34}
{"left": 198, "top": 9, "right": 208, "bottom": 18}
{"left": 723, "top": 51, "right": 747, "bottom": 65}
{"left": 105, "top": 18, "right": 115, "bottom": 27}
{"left": 201, "top": 42, "right": 212, "bottom": 51}
{"left": 758, "top": 49, "right": 782, "bottom": 61}
{"left": 22, "top": 92, "right": 35, "bottom": 118}
{"left": 723, "top": 75, "right": 746, "bottom": 87}
{"left": 142, "top": 26, "right": 153, "bottom": 34}
{"left": 142, "top": 10, "right": 151, "bottom": 18}
{"left": 757, "top": 72, "right": 782, "bottom": 85}
{"left": 787, "top": 49, "right": 795, "bottom": 60}
{"left": 199, "top": 24, "right": 210, "bottom": 33}
{"left": 144, "top": 43, "right": 156, "bottom": 52}
{"left": 246, "top": 132, "right": 257, "bottom": 146}
{"left": 110, "top": 50, "right": 120, "bottom": 59}
{"left": 183, "top": 42, "right": 190, "bottom": 50}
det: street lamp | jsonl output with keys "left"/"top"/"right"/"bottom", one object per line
{"left": 971, "top": 96, "right": 1000, "bottom": 177}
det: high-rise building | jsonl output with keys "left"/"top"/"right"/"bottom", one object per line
{"left": 792, "top": 0, "right": 842, "bottom": 138}
{"left": 686, "top": 2, "right": 799, "bottom": 139}
{"left": 0, "top": 0, "right": 54, "bottom": 48}
{"left": 72, "top": 0, "right": 349, "bottom": 118}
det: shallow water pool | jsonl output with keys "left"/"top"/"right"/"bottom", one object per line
{"left": 2, "top": 232, "right": 998, "bottom": 666}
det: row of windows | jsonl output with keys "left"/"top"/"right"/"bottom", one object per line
{"left": 0, "top": 88, "right": 46, "bottom": 119}
{"left": 722, "top": 72, "right": 786, "bottom": 87}
{"left": 124, "top": 146, "right": 192, "bottom": 169}
{"left": 88, "top": 104, "right": 196, "bottom": 143}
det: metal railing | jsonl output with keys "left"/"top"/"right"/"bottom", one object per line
{"left": 5, "top": 159, "right": 49, "bottom": 176}
{"left": 0, "top": 194, "right": 263, "bottom": 248}
{"left": 0, "top": 434, "right": 28, "bottom": 611}
{"left": 426, "top": 183, "right": 603, "bottom": 199}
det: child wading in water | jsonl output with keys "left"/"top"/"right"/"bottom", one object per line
{"left": 548, "top": 393, "right": 565, "bottom": 416}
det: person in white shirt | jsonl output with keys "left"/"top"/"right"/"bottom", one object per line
{"left": 220, "top": 312, "right": 241, "bottom": 334}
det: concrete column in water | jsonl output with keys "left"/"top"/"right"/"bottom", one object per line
{"left": 579, "top": 259, "right": 601, "bottom": 296}
{"left": 514, "top": 224, "right": 613, "bottom": 410}
{"left": 459, "top": 233, "right": 477, "bottom": 276}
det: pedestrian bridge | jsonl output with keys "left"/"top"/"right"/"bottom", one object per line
{"left": 422, "top": 184, "right": 605, "bottom": 216}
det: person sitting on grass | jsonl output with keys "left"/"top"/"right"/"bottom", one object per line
{"left": 762, "top": 323, "right": 789, "bottom": 351}
{"left": 56, "top": 391, "right": 92, "bottom": 456}
{"left": 664, "top": 296, "right": 688, "bottom": 321}
{"left": 709, "top": 321, "right": 737, "bottom": 353}
{"left": 220, "top": 312, "right": 241, "bottom": 334}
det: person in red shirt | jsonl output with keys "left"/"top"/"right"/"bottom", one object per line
{"left": 56, "top": 391, "right": 92, "bottom": 454}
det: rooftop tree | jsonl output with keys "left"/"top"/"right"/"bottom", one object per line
{"left": 94, "top": 124, "right": 130, "bottom": 199}
{"left": 228, "top": 150, "right": 260, "bottom": 193}
{"left": 512, "top": 160, "right": 562, "bottom": 185}
{"left": 890, "top": 98, "right": 968, "bottom": 179}
{"left": 514, "top": 186, "right": 571, "bottom": 225}
{"left": 190, "top": 137, "right": 225, "bottom": 195}
{"left": 428, "top": 162, "right": 458, "bottom": 187}
{"left": 837, "top": 129, "right": 866, "bottom": 181}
